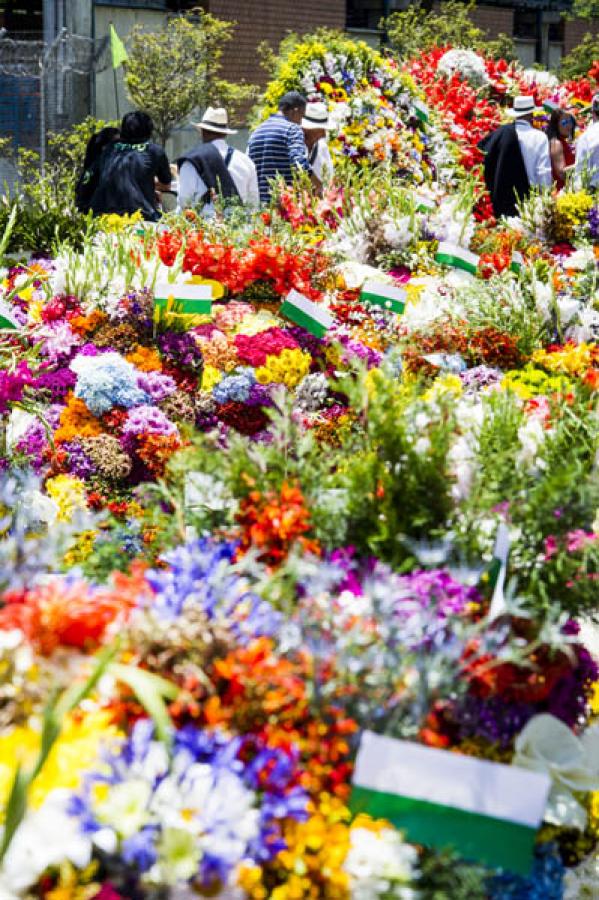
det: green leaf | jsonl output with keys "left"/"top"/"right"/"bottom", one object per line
{"left": 0, "top": 766, "right": 29, "bottom": 863}
{"left": 110, "top": 663, "right": 177, "bottom": 746}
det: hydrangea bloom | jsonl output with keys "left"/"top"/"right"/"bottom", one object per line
{"left": 70, "top": 352, "right": 148, "bottom": 416}
{"left": 122, "top": 405, "right": 178, "bottom": 438}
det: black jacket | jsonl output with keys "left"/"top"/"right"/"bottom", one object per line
{"left": 478, "top": 123, "right": 530, "bottom": 219}
{"left": 177, "top": 143, "right": 239, "bottom": 205}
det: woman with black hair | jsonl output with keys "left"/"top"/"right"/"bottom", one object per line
{"left": 75, "top": 126, "right": 120, "bottom": 213}
{"left": 547, "top": 108, "right": 576, "bottom": 190}
{"left": 88, "top": 111, "right": 172, "bottom": 221}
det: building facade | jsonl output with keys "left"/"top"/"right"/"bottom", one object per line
{"left": 0, "top": 0, "right": 597, "bottom": 162}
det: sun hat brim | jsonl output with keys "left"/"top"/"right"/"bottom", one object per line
{"left": 192, "top": 121, "right": 238, "bottom": 135}
{"left": 507, "top": 105, "right": 542, "bottom": 118}
{"left": 301, "top": 117, "right": 334, "bottom": 131}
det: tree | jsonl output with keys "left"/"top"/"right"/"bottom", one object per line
{"left": 560, "top": 31, "right": 599, "bottom": 80}
{"left": 384, "top": 0, "right": 516, "bottom": 62}
{"left": 567, "top": 0, "right": 599, "bottom": 18}
{"left": 123, "top": 8, "right": 258, "bottom": 145}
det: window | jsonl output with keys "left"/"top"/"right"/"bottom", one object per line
{"left": 0, "top": 0, "right": 43, "bottom": 35}
{"left": 347, "top": 0, "right": 386, "bottom": 30}
{"left": 513, "top": 9, "right": 537, "bottom": 41}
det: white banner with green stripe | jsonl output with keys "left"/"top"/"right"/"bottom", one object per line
{"left": 280, "top": 289, "right": 334, "bottom": 338}
{"left": 154, "top": 283, "right": 213, "bottom": 314}
{"left": 435, "top": 242, "right": 480, "bottom": 276}
{"left": 360, "top": 280, "right": 406, "bottom": 314}
{"left": 351, "top": 730, "right": 550, "bottom": 874}
{"left": 511, "top": 251, "right": 524, "bottom": 273}
{"left": 0, "top": 300, "right": 19, "bottom": 330}
{"left": 413, "top": 100, "right": 430, "bottom": 124}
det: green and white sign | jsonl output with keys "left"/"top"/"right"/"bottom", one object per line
{"left": 351, "top": 730, "right": 550, "bottom": 875}
{"left": 360, "top": 280, "right": 406, "bottom": 314}
{"left": 0, "top": 301, "right": 19, "bottom": 330}
{"left": 435, "top": 242, "right": 480, "bottom": 276}
{"left": 154, "top": 283, "right": 213, "bottom": 315}
{"left": 280, "top": 290, "right": 334, "bottom": 338}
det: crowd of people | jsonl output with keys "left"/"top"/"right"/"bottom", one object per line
{"left": 480, "top": 92, "right": 599, "bottom": 219}
{"left": 77, "top": 89, "right": 598, "bottom": 223}
{"left": 76, "top": 91, "right": 333, "bottom": 221}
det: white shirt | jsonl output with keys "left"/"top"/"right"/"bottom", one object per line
{"left": 177, "top": 139, "right": 260, "bottom": 214}
{"left": 309, "top": 139, "right": 334, "bottom": 183}
{"left": 575, "top": 120, "right": 599, "bottom": 188}
{"left": 515, "top": 120, "right": 552, "bottom": 188}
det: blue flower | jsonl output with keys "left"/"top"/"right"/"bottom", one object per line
{"left": 487, "top": 843, "right": 565, "bottom": 900}
{"left": 71, "top": 352, "right": 149, "bottom": 416}
{"left": 122, "top": 826, "right": 158, "bottom": 872}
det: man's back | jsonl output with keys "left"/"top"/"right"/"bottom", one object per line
{"left": 248, "top": 114, "right": 309, "bottom": 203}
{"left": 90, "top": 141, "right": 171, "bottom": 222}
{"left": 576, "top": 121, "right": 599, "bottom": 187}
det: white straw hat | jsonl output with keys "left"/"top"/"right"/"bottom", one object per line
{"left": 301, "top": 101, "right": 334, "bottom": 131}
{"left": 507, "top": 95, "right": 542, "bottom": 118}
{"left": 193, "top": 106, "right": 237, "bottom": 135}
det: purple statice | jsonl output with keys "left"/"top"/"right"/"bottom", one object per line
{"left": 336, "top": 333, "right": 383, "bottom": 368}
{"left": 158, "top": 332, "right": 203, "bottom": 374}
{"left": 394, "top": 568, "right": 480, "bottom": 618}
{"left": 60, "top": 441, "right": 97, "bottom": 479}
{"left": 34, "top": 368, "right": 77, "bottom": 403}
{"left": 15, "top": 421, "right": 49, "bottom": 471}
{"left": 46, "top": 404, "right": 63, "bottom": 430}
{"left": 287, "top": 325, "right": 326, "bottom": 360}
{"left": 454, "top": 694, "right": 534, "bottom": 748}
{"left": 122, "top": 405, "right": 178, "bottom": 438}
{"left": 588, "top": 206, "right": 599, "bottom": 242}
{"left": 246, "top": 383, "right": 275, "bottom": 407}
{"left": 545, "top": 645, "right": 598, "bottom": 727}
{"left": 459, "top": 364, "right": 503, "bottom": 394}
{"left": 136, "top": 370, "right": 177, "bottom": 402}
{"left": 77, "top": 343, "right": 101, "bottom": 357}
{"left": 145, "top": 537, "right": 283, "bottom": 641}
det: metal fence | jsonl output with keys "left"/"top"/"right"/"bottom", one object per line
{"left": 0, "top": 28, "right": 110, "bottom": 166}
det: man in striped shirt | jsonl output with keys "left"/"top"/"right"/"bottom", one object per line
{"left": 248, "top": 91, "right": 321, "bottom": 204}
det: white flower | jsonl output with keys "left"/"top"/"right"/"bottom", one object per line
{"left": 0, "top": 790, "right": 92, "bottom": 894}
{"left": 517, "top": 416, "right": 547, "bottom": 469}
{"left": 563, "top": 852, "right": 599, "bottom": 899}
{"left": 96, "top": 778, "right": 152, "bottom": 838}
{"left": 513, "top": 714, "right": 599, "bottom": 830}
{"left": 344, "top": 825, "right": 418, "bottom": 899}
{"left": 438, "top": 48, "right": 489, "bottom": 87}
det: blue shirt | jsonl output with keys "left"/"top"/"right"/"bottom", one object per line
{"left": 247, "top": 114, "right": 311, "bottom": 203}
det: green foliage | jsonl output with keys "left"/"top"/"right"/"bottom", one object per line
{"left": 559, "top": 31, "right": 599, "bottom": 80}
{"left": 124, "top": 9, "right": 258, "bottom": 144}
{"left": 385, "top": 0, "right": 516, "bottom": 62}
{"left": 454, "top": 389, "right": 599, "bottom": 618}
{"left": 567, "top": 0, "right": 599, "bottom": 19}
{"left": 418, "top": 847, "right": 488, "bottom": 900}
{"left": 0, "top": 116, "right": 111, "bottom": 252}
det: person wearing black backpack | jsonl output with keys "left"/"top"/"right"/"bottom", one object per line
{"left": 177, "top": 107, "right": 259, "bottom": 215}
{"left": 88, "top": 111, "right": 172, "bottom": 222}
{"left": 75, "top": 126, "right": 120, "bottom": 214}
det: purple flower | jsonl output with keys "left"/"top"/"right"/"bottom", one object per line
{"left": 61, "top": 441, "right": 96, "bottom": 479}
{"left": 158, "top": 332, "right": 203, "bottom": 374}
{"left": 0, "top": 362, "right": 34, "bottom": 416}
{"left": 136, "top": 370, "right": 177, "bottom": 402}
{"left": 34, "top": 368, "right": 77, "bottom": 403}
{"left": 122, "top": 405, "right": 178, "bottom": 438}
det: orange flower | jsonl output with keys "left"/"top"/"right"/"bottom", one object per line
{"left": 126, "top": 345, "right": 162, "bottom": 372}
{"left": 236, "top": 482, "right": 320, "bottom": 566}
{"left": 54, "top": 394, "right": 102, "bottom": 443}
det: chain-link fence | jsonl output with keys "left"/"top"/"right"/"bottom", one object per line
{"left": 0, "top": 28, "right": 110, "bottom": 167}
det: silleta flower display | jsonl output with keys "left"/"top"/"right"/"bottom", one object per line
{"left": 0, "top": 26, "right": 599, "bottom": 900}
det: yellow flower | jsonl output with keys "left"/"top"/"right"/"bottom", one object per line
{"left": 201, "top": 364, "right": 223, "bottom": 391}
{"left": 0, "top": 711, "right": 119, "bottom": 815}
{"left": 423, "top": 374, "right": 463, "bottom": 401}
{"left": 45, "top": 474, "right": 87, "bottom": 522}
